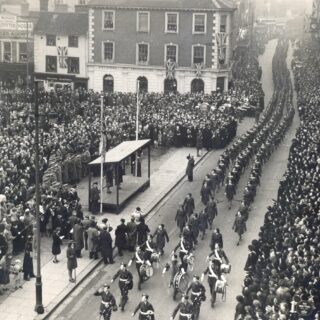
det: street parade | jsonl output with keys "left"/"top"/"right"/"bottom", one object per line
{"left": 0, "top": 0, "right": 320, "bottom": 320}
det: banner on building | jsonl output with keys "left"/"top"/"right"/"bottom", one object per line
{"left": 57, "top": 46, "right": 68, "bottom": 68}
{"left": 216, "top": 32, "right": 228, "bottom": 67}
{"left": 193, "top": 63, "right": 204, "bottom": 78}
{"left": 166, "top": 59, "right": 176, "bottom": 79}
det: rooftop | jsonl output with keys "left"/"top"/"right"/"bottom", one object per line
{"left": 87, "top": 0, "right": 235, "bottom": 11}
{"left": 90, "top": 139, "right": 151, "bottom": 164}
{"left": 34, "top": 12, "right": 88, "bottom": 35}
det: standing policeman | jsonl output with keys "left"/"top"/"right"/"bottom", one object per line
{"left": 111, "top": 262, "right": 133, "bottom": 311}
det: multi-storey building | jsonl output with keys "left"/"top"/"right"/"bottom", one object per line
{"left": 33, "top": 12, "right": 89, "bottom": 90}
{"left": 231, "top": 0, "right": 255, "bottom": 57}
{"left": 0, "top": 0, "right": 35, "bottom": 87}
{"left": 85, "top": 0, "right": 236, "bottom": 93}
{"left": 32, "top": 0, "right": 88, "bottom": 12}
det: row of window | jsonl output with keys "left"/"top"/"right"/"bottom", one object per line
{"left": 1, "top": 41, "right": 28, "bottom": 63}
{"left": 46, "top": 55, "right": 79, "bottom": 74}
{"left": 46, "top": 35, "right": 79, "bottom": 47}
{"left": 102, "top": 42, "right": 207, "bottom": 65}
{"left": 103, "top": 11, "right": 227, "bottom": 34}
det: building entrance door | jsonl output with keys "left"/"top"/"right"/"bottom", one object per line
{"left": 191, "top": 78, "right": 204, "bottom": 93}
{"left": 137, "top": 76, "right": 148, "bottom": 93}
{"left": 164, "top": 78, "right": 177, "bottom": 93}
{"left": 216, "top": 77, "right": 225, "bottom": 92}
{"left": 103, "top": 74, "right": 114, "bottom": 93}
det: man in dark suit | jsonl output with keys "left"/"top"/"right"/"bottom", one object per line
{"left": 115, "top": 219, "right": 128, "bottom": 257}
{"left": 100, "top": 226, "right": 113, "bottom": 264}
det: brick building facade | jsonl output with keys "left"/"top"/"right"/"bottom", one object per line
{"left": 86, "top": 0, "right": 236, "bottom": 93}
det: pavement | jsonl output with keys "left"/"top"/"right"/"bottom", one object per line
{"left": 0, "top": 144, "right": 211, "bottom": 320}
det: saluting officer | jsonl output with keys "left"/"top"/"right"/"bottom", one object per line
{"left": 131, "top": 293, "right": 155, "bottom": 320}
{"left": 111, "top": 262, "right": 133, "bottom": 311}
{"left": 94, "top": 284, "right": 117, "bottom": 320}
{"left": 170, "top": 294, "right": 194, "bottom": 320}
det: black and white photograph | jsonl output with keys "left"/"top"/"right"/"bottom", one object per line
{"left": 0, "top": 0, "right": 319, "bottom": 319}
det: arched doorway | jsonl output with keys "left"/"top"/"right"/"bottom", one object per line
{"left": 191, "top": 78, "right": 204, "bottom": 93}
{"left": 164, "top": 78, "right": 177, "bottom": 93}
{"left": 216, "top": 77, "right": 225, "bottom": 92}
{"left": 103, "top": 74, "right": 114, "bottom": 93}
{"left": 137, "top": 76, "right": 148, "bottom": 93}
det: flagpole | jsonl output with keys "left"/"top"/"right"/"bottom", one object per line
{"left": 100, "top": 94, "right": 104, "bottom": 213}
{"left": 135, "top": 80, "right": 140, "bottom": 176}
{"left": 34, "top": 81, "right": 44, "bottom": 314}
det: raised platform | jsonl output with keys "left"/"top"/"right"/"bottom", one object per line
{"left": 90, "top": 175, "right": 150, "bottom": 213}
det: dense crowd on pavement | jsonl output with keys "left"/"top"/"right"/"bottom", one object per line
{"left": 0, "top": 85, "right": 253, "bottom": 293}
{"left": 234, "top": 40, "right": 320, "bottom": 320}
{"left": 0, "top": 35, "right": 267, "bottom": 303}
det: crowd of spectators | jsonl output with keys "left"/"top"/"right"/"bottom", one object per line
{"left": 0, "top": 37, "right": 266, "bottom": 293}
{"left": 234, "top": 40, "right": 320, "bottom": 319}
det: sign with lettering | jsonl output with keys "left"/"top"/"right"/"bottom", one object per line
{"left": 0, "top": 14, "right": 17, "bottom": 29}
{"left": 0, "top": 14, "right": 33, "bottom": 32}
{"left": 0, "top": 30, "right": 30, "bottom": 39}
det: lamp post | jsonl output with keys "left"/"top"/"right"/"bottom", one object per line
{"left": 26, "top": 21, "right": 29, "bottom": 89}
{"left": 135, "top": 80, "right": 140, "bottom": 176}
{"left": 34, "top": 81, "right": 44, "bottom": 314}
{"left": 100, "top": 94, "right": 104, "bottom": 213}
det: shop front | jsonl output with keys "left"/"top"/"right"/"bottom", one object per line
{"left": 34, "top": 72, "right": 88, "bottom": 91}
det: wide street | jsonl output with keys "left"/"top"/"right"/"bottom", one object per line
{"left": 49, "top": 39, "right": 299, "bottom": 320}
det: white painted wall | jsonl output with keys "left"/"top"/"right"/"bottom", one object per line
{"left": 88, "top": 64, "right": 228, "bottom": 94}
{"left": 34, "top": 33, "right": 88, "bottom": 78}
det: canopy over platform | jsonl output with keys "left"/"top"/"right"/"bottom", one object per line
{"left": 89, "top": 139, "right": 151, "bottom": 165}
{"left": 88, "top": 139, "right": 151, "bottom": 213}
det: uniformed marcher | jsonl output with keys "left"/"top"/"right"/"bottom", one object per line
{"left": 210, "top": 228, "right": 223, "bottom": 250}
{"left": 188, "top": 212, "right": 199, "bottom": 245}
{"left": 208, "top": 243, "right": 230, "bottom": 265}
{"left": 225, "top": 178, "right": 236, "bottom": 209}
{"left": 201, "top": 258, "right": 227, "bottom": 308}
{"left": 94, "top": 284, "right": 117, "bottom": 320}
{"left": 175, "top": 203, "right": 187, "bottom": 236}
{"left": 170, "top": 294, "right": 194, "bottom": 320}
{"left": 206, "top": 199, "right": 218, "bottom": 230}
{"left": 111, "top": 262, "right": 133, "bottom": 311}
{"left": 131, "top": 293, "right": 155, "bottom": 319}
{"left": 232, "top": 211, "right": 247, "bottom": 246}
{"left": 183, "top": 193, "right": 195, "bottom": 217}
{"left": 129, "top": 246, "right": 151, "bottom": 290}
{"left": 200, "top": 181, "right": 211, "bottom": 206}
{"left": 144, "top": 234, "right": 155, "bottom": 262}
{"left": 153, "top": 224, "right": 169, "bottom": 256}
{"left": 172, "top": 235, "right": 193, "bottom": 267}
{"left": 186, "top": 275, "right": 206, "bottom": 320}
